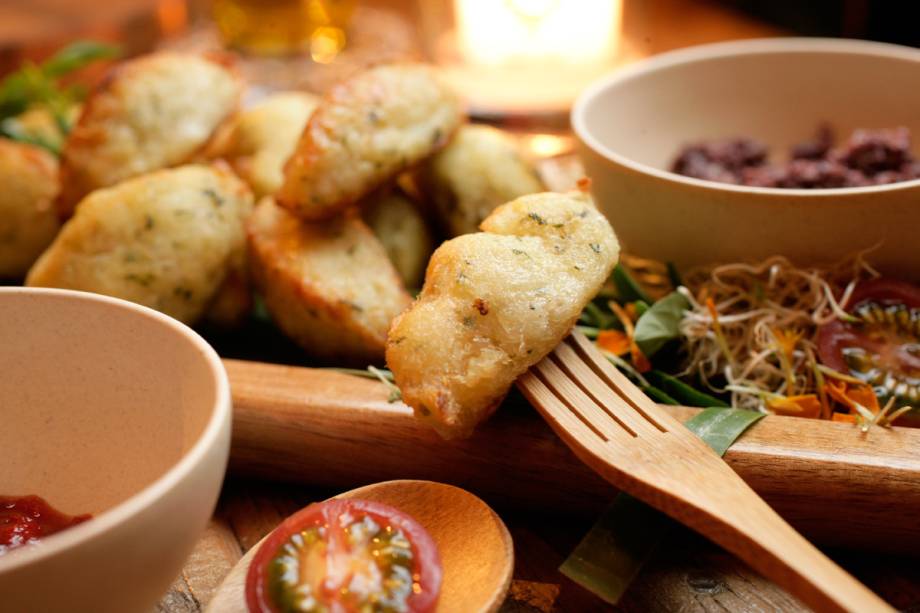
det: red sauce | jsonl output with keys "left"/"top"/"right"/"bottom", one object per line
{"left": 0, "top": 495, "right": 91, "bottom": 555}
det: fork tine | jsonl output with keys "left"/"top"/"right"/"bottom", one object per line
{"left": 568, "top": 332, "right": 681, "bottom": 432}
{"left": 517, "top": 371, "right": 618, "bottom": 445}
{"left": 533, "top": 356, "right": 636, "bottom": 443}
{"left": 551, "top": 340, "right": 664, "bottom": 437}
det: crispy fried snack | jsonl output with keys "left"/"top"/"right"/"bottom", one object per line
{"left": 247, "top": 197, "right": 411, "bottom": 363}
{"left": 386, "top": 190, "right": 619, "bottom": 438}
{"left": 0, "top": 139, "right": 60, "bottom": 279}
{"left": 205, "top": 92, "right": 319, "bottom": 198}
{"left": 57, "top": 52, "right": 243, "bottom": 218}
{"left": 420, "top": 124, "right": 543, "bottom": 236}
{"left": 361, "top": 187, "right": 434, "bottom": 289}
{"left": 276, "top": 64, "right": 463, "bottom": 221}
{"left": 27, "top": 164, "right": 253, "bottom": 324}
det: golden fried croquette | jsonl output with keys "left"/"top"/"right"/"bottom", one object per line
{"left": 361, "top": 188, "right": 434, "bottom": 289}
{"left": 206, "top": 92, "right": 319, "bottom": 198}
{"left": 247, "top": 198, "right": 411, "bottom": 363}
{"left": 27, "top": 164, "right": 253, "bottom": 324}
{"left": 57, "top": 52, "right": 243, "bottom": 218}
{"left": 0, "top": 139, "right": 60, "bottom": 279}
{"left": 386, "top": 190, "right": 619, "bottom": 438}
{"left": 276, "top": 64, "right": 463, "bottom": 221}
{"left": 420, "top": 124, "right": 543, "bottom": 237}
{"left": 201, "top": 248, "right": 252, "bottom": 328}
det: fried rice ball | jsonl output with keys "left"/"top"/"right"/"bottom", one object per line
{"left": 247, "top": 197, "right": 411, "bottom": 363}
{"left": 420, "top": 124, "right": 543, "bottom": 236}
{"left": 28, "top": 164, "right": 253, "bottom": 324}
{"left": 361, "top": 188, "right": 434, "bottom": 289}
{"left": 206, "top": 91, "right": 319, "bottom": 198}
{"left": 57, "top": 52, "right": 243, "bottom": 218}
{"left": 386, "top": 189, "right": 619, "bottom": 438}
{"left": 0, "top": 139, "right": 60, "bottom": 279}
{"left": 276, "top": 63, "right": 463, "bottom": 221}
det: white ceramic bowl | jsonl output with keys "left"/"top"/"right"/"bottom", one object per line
{"left": 0, "top": 288, "right": 231, "bottom": 613}
{"left": 573, "top": 38, "right": 920, "bottom": 280}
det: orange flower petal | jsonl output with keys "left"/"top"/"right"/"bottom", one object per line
{"left": 631, "top": 346, "right": 652, "bottom": 373}
{"left": 596, "top": 330, "right": 630, "bottom": 356}
{"left": 832, "top": 412, "right": 858, "bottom": 423}
{"left": 768, "top": 394, "right": 822, "bottom": 419}
{"left": 826, "top": 381, "right": 880, "bottom": 415}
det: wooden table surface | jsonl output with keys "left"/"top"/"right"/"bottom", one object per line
{"left": 161, "top": 476, "right": 920, "bottom": 612}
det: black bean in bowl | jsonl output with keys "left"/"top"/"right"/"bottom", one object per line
{"left": 671, "top": 125, "right": 920, "bottom": 188}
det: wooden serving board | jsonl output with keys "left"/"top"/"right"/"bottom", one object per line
{"left": 225, "top": 358, "right": 920, "bottom": 555}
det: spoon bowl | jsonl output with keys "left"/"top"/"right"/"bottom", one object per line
{"left": 207, "top": 479, "right": 514, "bottom": 613}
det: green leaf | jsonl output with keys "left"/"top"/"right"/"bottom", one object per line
{"left": 41, "top": 41, "right": 120, "bottom": 77}
{"left": 560, "top": 407, "right": 764, "bottom": 604}
{"left": 0, "top": 120, "right": 60, "bottom": 154}
{"left": 582, "top": 301, "right": 617, "bottom": 330}
{"left": 559, "top": 494, "right": 670, "bottom": 604}
{"left": 632, "top": 300, "right": 650, "bottom": 319}
{"left": 645, "top": 370, "right": 728, "bottom": 408}
{"left": 633, "top": 291, "right": 689, "bottom": 358}
{"left": 640, "top": 384, "right": 679, "bottom": 406}
{"left": 684, "top": 408, "right": 764, "bottom": 455}
{"left": 0, "top": 40, "right": 118, "bottom": 129}
{"left": 612, "top": 264, "right": 652, "bottom": 304}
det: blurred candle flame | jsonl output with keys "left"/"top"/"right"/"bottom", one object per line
{"left": 455, "top": 0, "right": 620, "bottom": 67}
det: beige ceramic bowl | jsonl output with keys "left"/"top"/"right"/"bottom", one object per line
{"left": 0, "top": 288, "right": 231, "bottom": 613}
{"left": 573, "top": 38, "right": 920, "bottom": 280}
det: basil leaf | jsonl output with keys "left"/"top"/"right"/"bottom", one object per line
{"left": 612, "top": 264, "right": 652, "bottom": 304}
{"left": 559, "top": 494, "right": 670, "bottom": 605}
{"left": 0, "top": 41, "right": 118, "bottom": 126}
{"left": 641, "top": 384, "right": 679, "bottom": 406}
{"left": 560, "top": 407, "right": 764, "bottom": 605}
{"left": 633, "top": 300, "right": 650, "bottom": 319}
{"left": 645, "top": 370, "right": 728, "bottom": 408}
{"left": 581, "top": 301, "right": 617, "bottom": 330}
{"left": 633, "top": 291, "right": 689, "bottom": 358}
{"left": 41, "top": 41, "right": 120, "bottom": 77}
{"left": 0, "top": 120, "right": 60, "bottom": 154}
{"left": 684, "top": 408, "right": 764, "bottom": 455}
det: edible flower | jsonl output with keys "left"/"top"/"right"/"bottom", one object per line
{"left": 770, "top": 327, "right": 804, "bottom": 394}
{"left": 596, "top": 330, "right": 630, "bottom": 356}
{"left": 767, "top": 394, "right": 821, "bottom": 418}
{"left": 608, "top": 301, "right": 651, "bottom": 373}
{"left": 825, "top": 380, "right": 879, "bottom": 416}
{"left": 824, "top": 381, "right": 912, "bottom": 431}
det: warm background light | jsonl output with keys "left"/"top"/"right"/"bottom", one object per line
{"left": 442, "top": 0, "right": 622, "bottom": 115}
{"left": 455, "top": 0, "right": 620, "bottom": 67}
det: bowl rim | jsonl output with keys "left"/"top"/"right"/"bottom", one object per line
{"left": 572, "top": 37, "right": 920, "bottom": 197}
{"left": 0, "top": 287, "right": 231, "bottom": 573}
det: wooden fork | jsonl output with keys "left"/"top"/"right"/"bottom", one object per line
{"left": 517, "top": 331, "right": 893, "bottom": 613}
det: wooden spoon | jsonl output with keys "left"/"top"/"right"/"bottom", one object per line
{"left": 206, "top": 480, "right": 514, "bottom": 613}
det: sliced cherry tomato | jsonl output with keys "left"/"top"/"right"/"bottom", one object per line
{"left": 817, "top": 278, "right": 920, "bottom": 412}
{"left": 246, "top": 498, "right": 441, "bottom": 613}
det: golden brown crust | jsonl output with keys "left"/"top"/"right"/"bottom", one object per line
{"left": 247, "top": 198, "right": 412, "bottom": 363}
{"left": 27, "top": 164, "right": 254, "bottom": 324}
{"left": 0, "top": 139, "right": 60, "bottom": 279}
{"left": 204, "top": 92, "right": 319, "bottom": 199}
{"left": 419, "top": 124, "right": 543, "bottom": 236}
{"left": 276, "top": 63, "right": 464, "bottom": 221}
{"left": 360, "top": 187, "right": 434, "bottom": 289}
{"left": 57, "top": 52, "right": 243, "bottom": 218}
{"left": 386, "top": 190, "right": 620, "bottom": 439}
